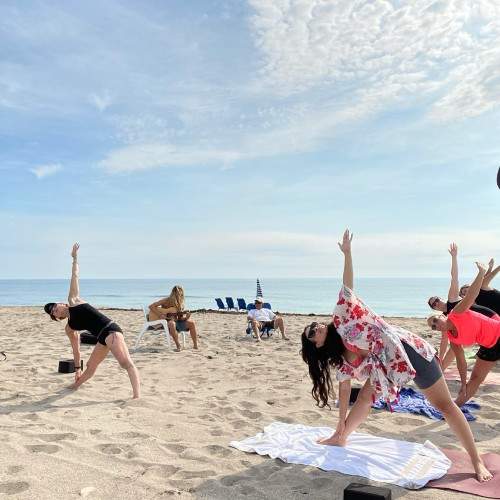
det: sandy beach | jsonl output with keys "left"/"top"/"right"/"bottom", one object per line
{"left": 1, "top": 307, "right": 498, "bottom": 499}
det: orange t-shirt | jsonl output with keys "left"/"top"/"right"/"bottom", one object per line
{"left": 447, "top": 310, "right": 500, "bottom": 348}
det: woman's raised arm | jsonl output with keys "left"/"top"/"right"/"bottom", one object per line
{"left": 447, "top": 243, "right": 460, "bottom": 302}
{"left": 338, "top": 229, "right": 353, "bottom": 290}
{"left": 482, "top": 259, "right": 500, "bottom": 290}
{"left": 453, "top": 262, "right": 487, "bottom": 313}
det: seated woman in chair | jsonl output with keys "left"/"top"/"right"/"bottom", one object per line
{"left": 149, "top": 285, "right": 199, "bottom": 350}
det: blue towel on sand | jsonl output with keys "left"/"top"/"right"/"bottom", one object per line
{"left": 372, "top": 387, "right": 480, "bottom": 421}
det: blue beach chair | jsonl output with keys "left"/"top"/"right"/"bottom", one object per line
{"left": 215, "top": 298, "right": 226, "bottom": 310}
{"left": 226, "top": 297, "right": 237, "bottom": 310}
{"left": 237, "top": 298, "right": 247, "bottom": 310}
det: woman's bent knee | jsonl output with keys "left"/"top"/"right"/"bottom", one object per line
{"left": 119, "top": 359, "right": 134, "bottom": 370}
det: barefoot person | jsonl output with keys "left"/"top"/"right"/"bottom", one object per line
{"left": 428, "top": 262, "right": 500, "bottom": 407}
{"left": 247, "top": 297, "right": 288, "bottom": 342}
{"left": 149, "top": 285, "right": 198, "bottom": 350}
{"left": 428, "top": 243, "right": 496, "bottom": 368}
{"left": 44, "top": 244, "right": 140, "bottom": 398}
{"left": 300, "top": 230, "right": 492, "bottom": 482}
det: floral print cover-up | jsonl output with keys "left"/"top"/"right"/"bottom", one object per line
{"left": 333, "top": 285, "right": 436, "bottom": 404}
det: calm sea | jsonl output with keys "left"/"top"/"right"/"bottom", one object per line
{"left": 0, "top": 278, "right": 454, "bottom": 317}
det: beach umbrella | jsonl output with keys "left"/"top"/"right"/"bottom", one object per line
{"left": 256, "top": 279, "right": 263, "bottom": 299}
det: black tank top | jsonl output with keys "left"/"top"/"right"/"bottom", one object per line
{"left": 446, "top": 300, "right": 496, "bottom": 317}
{"left": 68, "top": 303, "right": 112, "bottom": 336}
{"left": 476, "top": 289, "right": 500, "bottom": 315}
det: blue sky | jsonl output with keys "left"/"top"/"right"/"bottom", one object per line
{"left": 1, "top": 0, "right": 499, "bottom": 279}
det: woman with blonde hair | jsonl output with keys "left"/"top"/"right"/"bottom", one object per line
{"left": 149, "top": 285, "right": 198, "bottom": 350}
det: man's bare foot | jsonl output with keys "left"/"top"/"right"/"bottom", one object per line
{"left": 474, "top": 460, "right": 493, "bottom": 482}
{"left": 282, "top": 335, "right": 289, "bottom": 340}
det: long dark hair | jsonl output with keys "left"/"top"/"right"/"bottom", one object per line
{"left": 300, "top": 323, "right": 345, "bottom": 408}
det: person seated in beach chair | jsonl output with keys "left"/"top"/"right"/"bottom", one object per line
{"left": 149, "top": 285, "right": 198, "bottom": 350}
{"left": 247, "top": 297, "right": 288, "bottom": 342}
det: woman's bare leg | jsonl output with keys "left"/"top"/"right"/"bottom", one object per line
{"left": 106, "top": 332, "right": 141, "bottom": 399}
{"left": 167, "top": 320, "right": 181, "bottom": 350}
{"left": 186, "top": 319, "right": 198, "bottom": 349}
{"left": 421, "top": 376, "right": 492, "bottom": 482}
{"left": 455, "top": 358, "right": 495, "bottom": 406}
{"left": 70, "top": 343, "right": 109, "bottom": 389}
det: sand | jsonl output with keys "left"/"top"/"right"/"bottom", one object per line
{"left": 0, "top": 307, "right": 499, "bottom": 499}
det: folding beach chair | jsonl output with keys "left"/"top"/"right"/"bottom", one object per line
{"left": 215, "top": 298, "right": 226, "bottom": 310}
{"left": 237, "top": 298, "right": 247, "bottom": 310}
{"left": 226, "top": 297, "right": 237, "bottom": 310}
{"left": 134, "top": 306, "right": 186, "bottom": 349}
{"left": 245, "top": 304, "right": 275, "bottom": 338}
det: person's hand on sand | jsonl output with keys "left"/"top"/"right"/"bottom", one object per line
{"left": 71, "top": 243, "right": 80, "bottom": 259}
{"left": 337, "top": 229, "right": 353, "bottom": 254}
{"left": 455, "top": 384, "right": 468, "bottom": 407}
{"left": 74, "top": 369, "right": 82, "bottom": 383}
{"left": 448, "top": 242, "right": 457, "bottom": 257}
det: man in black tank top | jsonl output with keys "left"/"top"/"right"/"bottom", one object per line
{"left": 44, "top": 243, "right": 140, "bottom": 398}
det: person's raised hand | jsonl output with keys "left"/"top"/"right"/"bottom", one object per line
{"left": 448, "top": 242, "right": 458, "bottom": 257}
{"left": 71, "top": 243, "right": 80, "bottom": 259}
{"left": 337, "top": 229, "right": 353, "bottom": 254}
{"left": 476, "top": 261, "right": 488, "bottom": 274}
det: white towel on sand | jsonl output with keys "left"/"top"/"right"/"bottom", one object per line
{"left": 230, "top": 422, "right": 451, "bottom": 489}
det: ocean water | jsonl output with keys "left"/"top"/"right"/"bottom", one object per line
{"left": 0, "top": 278, "right": 454, "bottom": 317}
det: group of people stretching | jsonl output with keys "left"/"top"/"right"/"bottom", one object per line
{"left": 45, "top": 234, "right": 499, "bottom": 483}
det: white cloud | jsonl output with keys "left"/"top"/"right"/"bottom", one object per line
{"left": 29, "top": 163, "right": 62, "bottom": 179}
{"left": 248, "top": 0, "right": 500, "bottom": 121}
{"left": 89, "top": 91, "right": 112, "bottom": 112}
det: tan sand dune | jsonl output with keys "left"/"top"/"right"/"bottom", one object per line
{"left": 0, "top": 307, "right": 498, "bottom": 499}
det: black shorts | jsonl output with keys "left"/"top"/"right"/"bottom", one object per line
{"left": 175, "top": 320, "right": 189, "bottom": 332}
{"left": 402, "top": 342, "right": 442, "bottom": 389}
{"left": 259, "top": 320, "right": 275, "bottom": 329}
{"left": 476, "top": 338, "right": 500, "bottom": 362}
{"left": 97, "top": 323, "right": 123, "bottom": 346}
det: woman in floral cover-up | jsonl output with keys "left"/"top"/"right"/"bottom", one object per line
{"left": 300, "top": 230, "right": 491, "bottom": 482}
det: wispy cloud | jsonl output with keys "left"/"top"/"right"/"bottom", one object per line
{"left": 88, "top": 91, "right": 112, "bottom": 112}
{"left": 29, "top": 163, "right": 62, "bottom": 179}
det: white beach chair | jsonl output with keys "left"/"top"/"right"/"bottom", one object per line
{"left": 134, "top": 306, "right": 187, "bottom": 350}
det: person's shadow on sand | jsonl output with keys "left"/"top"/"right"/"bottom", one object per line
{"left": 0, "top": 388, "right": 125, "bottom": 414}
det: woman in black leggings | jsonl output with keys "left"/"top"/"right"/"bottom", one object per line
{"left": 44, "top": 244, "right": 140, "bottom": 398}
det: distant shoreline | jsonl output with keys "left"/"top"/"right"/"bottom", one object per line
{"left": 0, "top": 305, "right": 426, "bottom": 320}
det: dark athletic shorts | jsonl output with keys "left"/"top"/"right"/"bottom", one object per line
{"left": 97, "top": 322, "right": 123, "bottom": 346}
{"left": 259, "top": 320, "right": 275, "bottom": 329}
{"left": 476, "top": 338, "right": 500, "bottom": 362}
{"left": 175, "top": 320, "right": 189, "bottom": 332}
{"left": 402, "top": 341, "right": 442, "bottom": 389}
